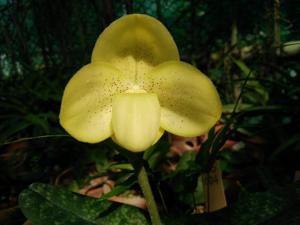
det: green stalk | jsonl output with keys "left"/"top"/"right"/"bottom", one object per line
{"left": 135, "top": 164, "right": 163, "bottom": 225}
{"left": 118, "top": 147, "right": 163, "bottom": 225}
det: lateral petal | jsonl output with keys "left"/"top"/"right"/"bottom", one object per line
{"left": 112, "top": 93, "right": 161, "bottom": 152}
{"left": 59, "top": 63, "right": 130, "bottom": 143}
{"left": 146, "top": 61, "right": 222, "bottom": 137}
{"left": 91, "top": 14, "right": 179, "bottom": 83}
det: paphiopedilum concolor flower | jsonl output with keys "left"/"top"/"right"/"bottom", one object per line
{"left": 59, "top": 14, "right": 222, "bottom": 152}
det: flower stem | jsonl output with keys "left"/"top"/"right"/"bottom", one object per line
{"left": 118, "top": 148, "right": 163, "bottom": 225}
{"left": 135, "top": 165, "right": 163, "bottom": 225}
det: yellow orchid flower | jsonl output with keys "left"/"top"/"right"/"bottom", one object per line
{"left": 59, "top": 14, "right": 222, "bottom": 152}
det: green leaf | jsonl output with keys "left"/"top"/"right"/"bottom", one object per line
{"left": 211, "top": 123, "right": 231, "bottom": 159}
{"left": 0, "top": 119, "right": 32, "bottom": 142}
{"left": 109, "top": 163, "right": 134, "bottom": 171}
{"left": 196, "top": 127, "right": 216, "bottom": 167}
{"left": 99, "top": 174, "right": 137, "bottom": 200}
{"left": 25, "top": 114, "right": 50, "bottom": 133}
{"left": 222, "top": 104, "right": 283, "bottom": 114}
{"left": 143, "top": 140, "right": 170, "bottom": 170}
{"left": 19, "top": 183, "right": 149, "bottom": 225}
{"left": 232, "top": 57, "right": 269, "bottom": 105}
{"left": 97, "top": 204, "right": 150, "bottom": 225}
{"left": 230, "top": 189, "right": 294, "bottom": 225}
{"left": 175, "top": 151, "right": 197, "bottom": 173}
{"left": 232, "top": 58, "right": 251, "bottom": 76}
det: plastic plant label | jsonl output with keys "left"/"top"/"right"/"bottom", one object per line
{"left": 202, "top": 160, "right": 227, "bottom": 212}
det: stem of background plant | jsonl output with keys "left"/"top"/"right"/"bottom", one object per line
{"left": 134, "top": 163, "right": 163, "bottom": 225}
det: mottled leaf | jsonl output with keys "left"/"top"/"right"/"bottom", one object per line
{"left": 19, "top": 183, "right": 149, "bottom": 225}
{"left": 231, "top": 189, "right": 294, "bottom": 225}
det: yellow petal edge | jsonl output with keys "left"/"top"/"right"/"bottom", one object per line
{"left": 59, "top": 63, "right": 130, "bottom": 143}
{"left": 91, "top": 14, "right": 180, "bottom": 82}
{"left": 146, "top": 61, "right": 222, "bottom": 137}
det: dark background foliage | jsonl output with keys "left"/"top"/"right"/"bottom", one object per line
{"left": 0, "top": 0, "right": 300, "bottom": 224}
